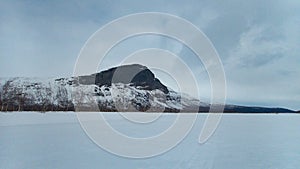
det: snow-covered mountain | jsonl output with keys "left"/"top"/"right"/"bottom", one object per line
{"left": 0, "top": 64, "right": 203, "bottom": 112}
{"left": 0, "top": 64, "right": 295, "bottom": 113}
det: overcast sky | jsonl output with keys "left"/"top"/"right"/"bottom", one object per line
{"left": 0, "top": 0, "right": 299, "bottom": 110}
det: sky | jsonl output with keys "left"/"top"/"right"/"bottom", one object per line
{"left": 0, "top": 0, "right": 299, "bottom": 110}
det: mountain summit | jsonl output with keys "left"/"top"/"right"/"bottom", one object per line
{"left": 78, "top": 64, "right": 169, "bottom": 94}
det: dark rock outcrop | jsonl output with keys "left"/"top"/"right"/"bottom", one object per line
{"left": 78, "top": 64, "right": 169, "bottom": 94}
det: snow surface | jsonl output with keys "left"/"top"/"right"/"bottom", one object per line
{"left": 1, "top": 113, "right": 300, "bottom": 169}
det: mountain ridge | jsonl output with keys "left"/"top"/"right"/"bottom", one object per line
{"left": 0, "top": 64, "right": 296, "bottom": 113}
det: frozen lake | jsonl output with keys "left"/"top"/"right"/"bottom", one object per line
{"left": 1, "top": 112, "right": 300, "bottom": 169}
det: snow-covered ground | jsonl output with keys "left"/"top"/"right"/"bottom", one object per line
{"left": 1, "top": 112, "right": 300, "bottom": 169}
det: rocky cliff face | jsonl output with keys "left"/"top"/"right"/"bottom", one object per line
{"left": 79, "top": 64, "right": 169, "bottom": 94}
{"left": 0, "top": 64, "right": 295, "bottom": 113}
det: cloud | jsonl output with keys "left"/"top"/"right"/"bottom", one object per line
{"left": 227, "top": 25, "right": 289, "bottom": 67}
{"left": 224, "top": 17, "right": 300, "bottom": 110}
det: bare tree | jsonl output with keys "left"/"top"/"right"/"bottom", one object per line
{"left": 2, "top": 80, "right": 13, "bottom": 111}
{"left": 0, "top": 82, "right": 2, "bottom": 111}
{"left": 56, "top": 84, "right": 70, "bottom": 111}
